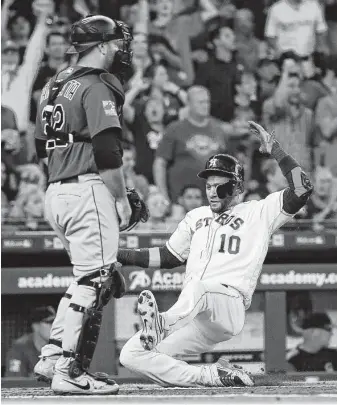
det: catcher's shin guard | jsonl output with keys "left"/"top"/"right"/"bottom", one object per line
{"left": 67, "top": 305, "right": 103, "bottom": 378}
{"left": 66, "top": 264, "right": 126, "bottom": 378}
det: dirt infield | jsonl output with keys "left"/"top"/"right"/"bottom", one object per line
{"left": 2, "top": 382, "right": 337, "bottom": 402}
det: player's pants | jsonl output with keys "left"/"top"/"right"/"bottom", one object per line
{"left": 40, "top": 174, "right": 119, "bottom": 373}
{"left": 120, "top": 280, "right": 245, "bottom": 387}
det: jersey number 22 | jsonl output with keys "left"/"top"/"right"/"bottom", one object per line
{"left": 42, "top": 104, "right": 65, "bottom": 136}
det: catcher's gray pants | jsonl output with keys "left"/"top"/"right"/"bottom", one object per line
{"left": 120, "top": 280, "right": 245, "bottom": 387}
{"left": 41, "top": 173, "right": 119, "bottom": 374}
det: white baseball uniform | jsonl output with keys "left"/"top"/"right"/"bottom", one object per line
{"left": 120, "top": 190, "right": 295, "bottom": 387}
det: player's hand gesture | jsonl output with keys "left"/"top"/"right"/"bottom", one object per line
{"left": 248, "top": 121, "right": 275, "bottom": 155}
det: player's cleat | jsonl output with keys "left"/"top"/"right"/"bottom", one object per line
{"left": 138, "top": 290, "right": 164, "bottom": 350}
{"left": 215, "top": 357, "right": 254, "bottom": 387}
{"left": 34, "top": 356, "right": 57, "bottom": 384}
{"left": 51, "top": 371, "right": 119, "bottom": 395}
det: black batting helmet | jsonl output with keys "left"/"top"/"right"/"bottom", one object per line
{"left": 198, "top": 154, "right": 244, "bottom": 196}
{"left": 66, "top": 15, "right": 133, "bottom": 70}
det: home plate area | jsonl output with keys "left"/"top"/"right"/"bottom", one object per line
{"left": 2, "top": 382, "right": 337, "bottom": 402}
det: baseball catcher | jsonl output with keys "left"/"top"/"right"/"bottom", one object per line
{"left": 33, "top": 15, "right": 149, "bottom": 395}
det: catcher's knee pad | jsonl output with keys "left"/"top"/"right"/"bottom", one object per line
{"left": 94, "top": 264, "right": 126, "bottom": 309}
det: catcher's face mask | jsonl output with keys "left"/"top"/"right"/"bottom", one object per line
{"left": 67, "top": 17, "right": 133, "bottom": 75}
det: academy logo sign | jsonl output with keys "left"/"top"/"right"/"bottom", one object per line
{"left": 128, "top": 269, "right": 185, "bottom": 292}
{"left": 17, "top": 274, "right": 75, "bottom": 289}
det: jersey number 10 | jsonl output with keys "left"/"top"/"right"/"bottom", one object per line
{"left": 219, "top": 234, "right": 241, "bottom": 255}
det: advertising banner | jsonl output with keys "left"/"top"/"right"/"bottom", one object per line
{"left": 1, "top": 264, "right": 337, "bottom": 295}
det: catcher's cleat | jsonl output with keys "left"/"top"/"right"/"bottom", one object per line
{"left": 216, "top": 357, "right": 254, "bottom": 387}
{"left": 34, "top": 356, "right": 117, "bottom": 386}
{"left": 51, "top": 371, "right": 119, "bottom": 395}
{"left": 138, "top": 290, "right": 164, "bottom": 350}
{"left": 34, "top": 356, "right": 57, "bottom": 384}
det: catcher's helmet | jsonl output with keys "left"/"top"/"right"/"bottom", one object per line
{"left": 66, "top": 15, "right": 133, "bottom": 71}
{"left": 198, "top": 154, "right": 244, "bottom": 196}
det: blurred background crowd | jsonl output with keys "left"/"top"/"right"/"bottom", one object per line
{"left": 2, "top": 0, "right": 337, "bottom": 232}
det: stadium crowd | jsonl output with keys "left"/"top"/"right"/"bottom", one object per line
{"left": 2, "top": 0, "right": 337, "bottom": 232}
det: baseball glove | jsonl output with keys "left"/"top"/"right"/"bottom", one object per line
{"left": 124, "top": 187, "right": 149, "bottom": 231}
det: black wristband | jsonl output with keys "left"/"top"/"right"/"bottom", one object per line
{"left": 271, "top": 140, "right": 287, "bottom": 162}
{"left": 117, "top": 248, "right": 150, "bottom": 268}
{"left": 271, "top": 140, "right": 299, "bottom": 176}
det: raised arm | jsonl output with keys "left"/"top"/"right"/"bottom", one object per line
{"left": 123, "top": 77, "right": 149, "bottom": 124}
{"left": 19, "top": 6, "right": 51, "bottom": 88}
{"left": 249, "top": 121, "right": 313, "bottom": 215}
{"left": 133, "top": 0, "right": 149, "bottom": 35}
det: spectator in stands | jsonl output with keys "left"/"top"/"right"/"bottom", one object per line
{"left": 243, "top": 190, "right": 263, "bottom": 202}
{"left": 17, "top": 163, "right": 46, "bottom": 193}
{"left": 137, "top": 190, "right": 171, "bottom": 231}
{"left": 5, "top": 306, "right": 55, "bottom": 377}
{"left": 154, "top": 86, "right": 229, "bottom": 204}
{"left": 262, "top": 57, "right": 314, "bottom": 172}
{"left": 122, "top": 144, "right": 150, "bottom": 200}
{"left": 265, "top": 0, "right": 329, "bottom": 58}
{"left": 124, "top": 79, "right": 166, "bottom": 184}
{"left": 325, "top": 0, "right": 337, "bottom": 56}
{"left": 1, "top": 102, "right": 31, "bottom": 170}
{"left": 1, "top": 0, "right": 53, "bottom": 135}
{"left": 287, "top": 291, "right": 313, "bottom": 337}
{"left": 314, "top": 57, "right": 337, "bottom": 176}
{"left": 1, "top": 154, "right": 19, "bottom": 207}
{"left": 170, "top": 184, "right": 204, "bottom": 222}
{"left": 148, "top": 0, "right": 195, "bottom": 85}
{"left": 232, "top": 72, "right": 258, "bottom": 145}
{"left": 9, "top": 184, "right": 45, "bottom": 230}
{"left": 142, "top": 61, "right": 187, "bottom": 124}
{"left": 4, "top": 12, "right": 32, "bottom": 62}
{"left": 178, "top": 184, "right": 204, "bottom": 213}
{"left": 49, "top": 16, "right": 71, "bottom": 36}
{"left": 30, "top": 31, "right": 68, "bottom": 123}
{"left": 195, "top": 18, "right": 241, "bottom": 122}
{"left": 257, "top": 58, "right": 280, "bottom": 102}
{"left": 287, "top": 313, "right": 337, "bottom": 372}
{"left": 2, "top": 40, "right": 20, "bottom": 93}
{"left": 234, "top": 8, "right": 261, "bottom": 74}
{"left": 233, "top": 143, "right": 256, "bottom": 188}
{"left": 254, "top": 158, "right": 288, "bottom": 199}
{"left": 1, "top": 125, "right": 21, "bottom": 158}
{"left": 120, "top": 0, "right": 146, "bottom": 31}
{"left": 305, "top": 166, "right": 337, "bottom": 229}
{"left": 171, "top": 0, "right": 221, "bottom": 46}
{"left": 1, "top": 104, "right": 18, "bottom": 131}
{"left": 128, "top": 32, "right": 153, "bottom": 86}
{"left": 235, "top": 0, "right": 268, "bottom": 40}
{"left": 301, "top": 52, "right": 335, "bottom": 111}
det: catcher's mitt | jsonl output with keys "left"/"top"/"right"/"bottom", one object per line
{"left": 124, "top": 187, "right": 149, "bottom": 231}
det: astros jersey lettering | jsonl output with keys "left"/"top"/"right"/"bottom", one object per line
{"left": 35, "top": 66, "right": 122, "bottom": 182}
{"left": 166, "top": 190, "right": 294, "bottom": 309}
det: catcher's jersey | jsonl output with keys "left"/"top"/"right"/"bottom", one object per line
{"left": 166, "top": 190, "right": 294, "bottom": 309}
{"left": 35, "top": 66, "right": 123, "bottom": 183}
